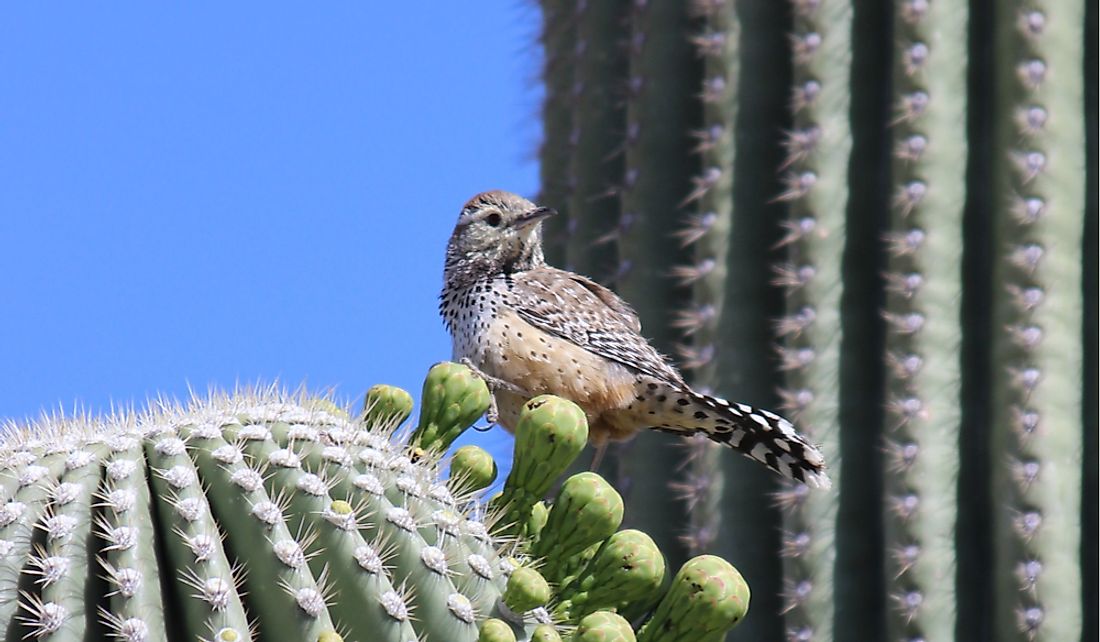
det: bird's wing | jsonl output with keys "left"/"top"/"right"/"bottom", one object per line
{"left": 507, "top": 267, "right": 685, "bottom": 385}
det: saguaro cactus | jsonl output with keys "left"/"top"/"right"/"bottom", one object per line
{"left": 534, "top": 0, "right": 1095, "bottom": 639}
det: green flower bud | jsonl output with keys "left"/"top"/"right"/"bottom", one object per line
{"left": 572, "top": 611, "right": 636, "bottom": 642}
{"left": 503, "top": 566, "right": 552, "bottom": 614}
{"left": 494, "top": 396, "right": 588, "bottom": 536}
{"left": 556, "top": 530, "right": 666, "bottom": 621}
{"left": 478, "top": 618, "right": 517, "bottom": 642}
{"left": 531, "top": 624, "right": 564, "bottom": 642}
{"left": 411, "top": 362, "right": 491, "bottom": 452}
{"left": 637, "top": 555, "right": 749, "bottom": 642}
{"left": 450, "top": 445, "right": 498, "bottom": 494}
{"left": 534, "top": 472, "right": 624, "bottom": 580}
{"left": 363, "top": 384, "right": 414, "bottom": 428}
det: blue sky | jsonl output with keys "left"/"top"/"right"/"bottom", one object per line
{"left": 0, "top": 4, "right": 541, "bottom": 469}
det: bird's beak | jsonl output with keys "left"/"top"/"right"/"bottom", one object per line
{"left": 513, "top": 206, "right": 557, "bottom": 230}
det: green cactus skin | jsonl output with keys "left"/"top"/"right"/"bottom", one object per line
{"left": 363, "top": 384, "right": 414, "bottom": 429}
{"left": 144, "top": 424, "right": 251, "bottom": 641}
{"left": 451, "top": 444, "right": 499, "bottom": 496}
{"left": 554, "top": 529, "right": 665, "bottom": 622}
{"left": 97, "top": 441, "right": 169, "bottom": 641}
{"left": 637, "top": 555, "right": 749, "bottom": 642}
{"left": 411, "top": 362, "right": 492, "bottom": 453}
{"left": 571, "top": 611, "right": 637, "bottom": 642}
{"left": 771, "top": 1, "right": 853, "bottom": 639}
{"left": 493, "top": 396, "right": 588, "bottom": 538}
{"left": 564, "top": 0, "right": 629, "bottom": 287}
{"left": 0, "top": 452, "right": 66, "bottom": 638}
{"left": 536, "top": 0, "right": 577, "bottom": 268}
{"left": 878, "top": 0, "right": 968, "bottom": 639}
{"left": 672, "top": 0, "right": 738, "bottom": 572}
{"left": 614, "top": 0, "right": 699, "bottom": 574}
{"left": 989, "top": 1, "right": 1086, "bottom": 639}
{"left": 532, "top": 472, "right": 624, "bottom": 585}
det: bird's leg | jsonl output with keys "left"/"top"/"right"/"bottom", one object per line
{"left": 589, "top": 439, "right": 610, "bottom": 472}
{"left": 460, "top": 358, "right": 524, "bottom": 425}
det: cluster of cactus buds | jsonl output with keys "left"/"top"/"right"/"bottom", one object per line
{"left": 0, "top": 363, "right": 749, "bottom": 641}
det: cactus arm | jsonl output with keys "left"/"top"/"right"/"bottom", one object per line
{"left": 614, "top": 0, "right": 700, "bottom": 569}
{"left": 990, "top": 1, "right": 1086, "bottom": 639}
{"left": 878, "top": 0, "right": 969, "bottom": 639}
{"left": 771, "top": 1, "right": 854, "bottom": 639}
{"left": 563, "top": 0, "right": 629, "bottom": 283}
{"left": 537, "top": 0, "right": 577, "bottom": 266}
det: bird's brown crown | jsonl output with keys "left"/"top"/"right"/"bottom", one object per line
{"left": 443, "top": 191, "right": 554, "bottom": 289}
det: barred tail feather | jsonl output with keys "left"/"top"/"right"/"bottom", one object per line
{"left": 634, "top": 381, "right": 831, "bottom": 488}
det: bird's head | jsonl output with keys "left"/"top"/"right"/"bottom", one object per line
{"left": 444, "top": 190, "right": 556, "bottom": 281}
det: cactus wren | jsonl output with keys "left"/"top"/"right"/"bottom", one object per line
{"left": 439, "top": 190, "right": 830, "bottom": 487}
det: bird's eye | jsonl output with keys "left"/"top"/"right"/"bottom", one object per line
{"left": 484, "top": 213, "right": 503, "bottom": 227}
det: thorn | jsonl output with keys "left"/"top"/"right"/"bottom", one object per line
{"left": 893, "top": 180, "right": 928, "bottom": 217}
{"left": 902, "top": 42, "right": 930, "bottom": 76}
{"left": 1005, "top": 284, "right": 1045, "bottom": 312}
{"left": 771, "top": 263, "right": 816, "bottom": 292}
{"left": 673, "top": 211, "right": 718, "bottom": 247}
{"left": 790, "top": 32, "right": 823, "bottom": 65}
{"left": 775, "top": 345, "right": 816, "bottom": 371}
{"left": 899, "top": 0, "right": 929, "bottom": 24}
{"left": 775, "top": 306, "right": 817, "bottom": 337}
{"left": 1016, "top": 59, "right": 1047, "bottom": 91}
{"left": 883, "top": 272, "right": 925, "bottom": 299}
{"left": 773, "top": 171, "right": 817, "bottom": 202}
{"left": 1014, "top": 105, "right": 1048, "bottom": 136}
{"left": 682, "top": 167, "right": 723, "bottom": 205}
{"left": 670, "top": 258, "right": 716, "bottom": 286}
{"left": 1010, "top": 150, "right": 1047, "bottom": 183}
{"left": 891, "top": 91, "right": 929, "bottom": 125}
{"left": 883, "top": 228, "right": 926, "bottom": 257}
{"left": 886, "top": 395, "right": 926, "bottom": 428}
{"left": 885, "top": 351, "right": 924, "bottom": 379}
{"left": 882, "top": 311, "right": 926, "bottom": 335}
{"left": 671, "top": 304, "right": 717, "bottom": 335}
{"left": 884, "top": 439, "right": 920, "bottom": 473}
{"left": 791, "top": 80, "right": 821, "bottom": 113}
{"left": 894, "top": 134, "right": 928, "bottom": 162}
{"left": 1010, "top": 196, "right": 1046, "bottom": 225}
{"left": 1007, "top": 243, "right": 1044, "bottom": 274}
{"left": 774, "top": 216, "right": 820, "bottom": 248}
{"left": 1016, "top": 9, "right": 1046, "bottom": 39}
{"left": 780, "top": 126, "right": 822, "bottom": 169}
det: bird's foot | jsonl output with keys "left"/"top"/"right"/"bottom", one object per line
{"left": 460, "top": 358, "right": 523, "bottom": 426}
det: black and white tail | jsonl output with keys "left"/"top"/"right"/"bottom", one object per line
{"left": 638, "top": 381, "right": 831, "bottom": 488}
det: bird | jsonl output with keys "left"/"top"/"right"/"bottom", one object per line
{"left": 439, "top": 190, "right": 830, "bottom": 488}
